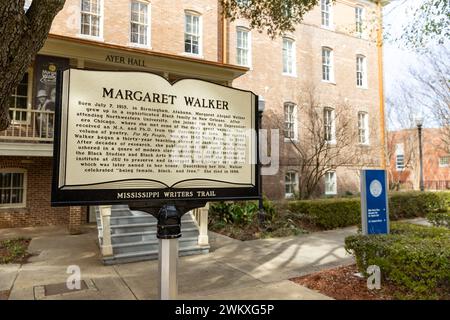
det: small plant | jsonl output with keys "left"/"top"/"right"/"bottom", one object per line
{"left": 0, "top": 237, "right": 31, "bottom": 264}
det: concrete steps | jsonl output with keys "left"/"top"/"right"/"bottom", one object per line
{"left": 95, "top": 205, "right": 209, "bottom": 265}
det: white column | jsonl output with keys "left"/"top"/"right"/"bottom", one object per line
{"left": 197, "top": 205, "right": 209, "bottom": 246}
{"left": 99, "top": 205, "right": 113, "bottom": 257}
{"left": 158, "top": 238, "right": 178, "bottom": 300}
{"left": 77, "top": 58, "right": 85, "bottom": 69}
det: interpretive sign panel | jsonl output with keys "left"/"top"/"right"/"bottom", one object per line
{"left": 52, "top": 69, "right": 258, "bottom": 205}
{"left": 360, "top": 169, "right": 389, "bottom": 235}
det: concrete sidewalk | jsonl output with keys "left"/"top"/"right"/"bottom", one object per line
{"left": 0, "top": 224, "right": 357, "bottom": 300}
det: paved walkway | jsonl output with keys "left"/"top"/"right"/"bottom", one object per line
{"left": 0, "top": 224, "right": 358, "bottom": 300}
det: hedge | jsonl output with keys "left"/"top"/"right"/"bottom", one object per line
{"left": 345, "top": 222, "right": 450, "bottom": 299}
{"left": 288, "top": 191, "right": 450, "bottom": 230}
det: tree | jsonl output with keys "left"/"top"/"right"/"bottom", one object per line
{"left": 409, "top": 47, "right": 450, "bottom": 153}
{"left": 0, "top": 0, "right": 66, "bottom": 131}
{"left": 221, "top": 0, "right": 319, "bottom": 38}
{"left": 0, "top": 0, "right": 322, "bottom": 131}
{"left": 266, "top": 84, "right": 375, "bottom": 199}
{"left": 385, "top": 0, "right": 450, "bottom": 49}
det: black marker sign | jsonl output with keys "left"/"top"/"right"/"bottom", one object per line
{"left": 52, "top": 69, "right": 259, "bottom": 206}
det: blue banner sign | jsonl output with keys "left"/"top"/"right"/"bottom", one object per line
{"left": 360, "top": 169, "right": 389, "bottom": 235}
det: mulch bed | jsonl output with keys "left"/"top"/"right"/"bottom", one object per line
{"left": 0, "top": 290, "right": 10, "bottom": 300}
{"left": 291, "top": 264, "right": 399, "bottom": 300}
{"left": 0, "top": 238, "right": 32, "bottom": 264}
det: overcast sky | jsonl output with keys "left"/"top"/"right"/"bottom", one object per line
{"left": 383, "top": 0, "right": 424, "bottom": 130}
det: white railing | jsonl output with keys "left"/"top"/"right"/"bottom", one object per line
{"left": 0, "top": 108, "right": 55, "bottom": 142}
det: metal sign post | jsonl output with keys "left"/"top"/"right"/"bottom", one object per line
{"left": 51, "top": 69, "right": 260, "bottom": 301}
{"left": 360, "top": 169, "right": 389, "bottom": 235}
{"left": 158, "top": 238, "right": 178, "bottom": 299}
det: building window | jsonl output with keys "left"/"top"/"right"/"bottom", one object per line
{"left": 323, "top": 107, "right": 335, "bottom": 143}
{"left": 282, "top": 38, "right": 296, "bottom": 76}
{"left": 284, "top": 102, "right": 298, "bottom": 140}
{"left": 9, "top": 70, "right": 32, "bottom": 123}
{"left": 80, "top": 0, "right": 102, "bottom": 37}
{"left": 395, "top": 144, "right": 405, "bottom": 171}
{"left": 322, "top": 47, "right": 334, "bottom": 82}
{"left": 321, "top": 0, "right": 332, "bottom": 28}
{"left": 439, "top": 155, "right": 450, "bottom": 167}
{"left": 355, "top": 6, "right": 364, "bottom": 37}
{"left": 236, "top": 27, "right": 251, "bottom": 67}
{"left": 325, "top": 171, "right": 337, "bottom": 195}
{"left": 130, "top": 1, "right": 150, "bottom": 46}
{"left": 356, "top": 55, "right": 367, "bottom": 87}
{"left": 285, "top": 171, "right": 298, "bottom": 198}
{"left": 0, "top": 170, "right": 26, "bottom": 208}
{"left": 358, "top": 112, "right": 369, "bottom": 144}
{"left": 184, "top": 11, "right": 201, "bottom": 55}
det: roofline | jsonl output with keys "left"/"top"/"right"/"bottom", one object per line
{"left": 47, "top": 33, "right": 249, "bottom": 74}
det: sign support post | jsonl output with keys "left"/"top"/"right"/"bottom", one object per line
{"left": 158, "top": 238, "right": 178, "bottom": 300}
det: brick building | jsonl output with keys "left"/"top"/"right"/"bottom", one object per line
{"left": 388, "top": 127, "right": 450, "bottom": 191}
{"left": 1, "top": 0, "right": 385, "bottom": 229}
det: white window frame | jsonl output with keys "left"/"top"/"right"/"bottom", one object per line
{"left": 184, "top": 11, "right": 202, "bottom": 57}
{"left": 24, "top": 0, "right": 32, "bottom": 11}
{"left": 355, "top": 6, "right": 364, "bottom": 37}
{"left": 439, "top": 155, "right": 450, "bottom": 168}
{"left": 129, "top": 1, "right": 151, "bottom": 48}
{"left": 285, "top": 171, "right": 298, "bottom": 199}
{"left": 358, "top": 111, "right": 369, "bottom": 145}
{"left": 325, "top": 171, "right": 337, "bottom": 195}
{"left": 356, "top": 55, "right": 367, "bottom": 88}
{"left": 321, "top": 0, "right": 333, "bottom": 29}
{"left": 282, "top": 37, "right": 296, "bottom": 76}
{"left": 9, "top": 68, "right": 33, "bottom": 125}
{"left": 395, "top": 143, "right": 405, "bottom": 171}
{"left": 323, "top": 107, "right": 336, "bottom": 144}
{"left": 322, "top": 47, "right": 334, "bottom": 83}
{"left": 79, "top": 0, "right": 104, "bottom": 40}
{"left": 0, "top": 169, "right": 27, "bottom": 209}
{"left": 284, "top": 102, "right": 298, "bottom": 142}
{"left": 236, "top": 27, "right": 251, "bottom": 67}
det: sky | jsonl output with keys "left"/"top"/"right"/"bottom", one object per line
{"left": 383, "top": 0, "right": 425, "bottom": 130}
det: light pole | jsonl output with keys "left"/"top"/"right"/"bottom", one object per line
{"left": 258, "top": 96, "right": 266, "bottom": 227}
{"left": 415, "top": 116, "right": 425, "bottom": 192}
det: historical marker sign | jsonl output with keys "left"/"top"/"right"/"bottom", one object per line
{"left": 360, "top": 169, "right": 389, "bottom": 235}
{"left": 52, "top": 69, "right": 258, "bottom": 205}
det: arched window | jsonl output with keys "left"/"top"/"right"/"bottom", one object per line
{"left": 0, "top": 169, "right": 27, "bottom": 208}
{"left": 282, "top": 37, "right": 296, "bottom": 76}
{"left": 285, "top": 171, "right": 298, "bottom": 198}
{"left": 322, "top": 47, "right": 334, "bottom": 82}
{"left": 184, "top": 10, "right": 202, "bottom": 55}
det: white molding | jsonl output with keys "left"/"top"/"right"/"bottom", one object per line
{"left": 0, "top": 143, "right": 53, "bottom": 157}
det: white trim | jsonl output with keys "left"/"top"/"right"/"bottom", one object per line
{"left": 129, "top": 0, "right": 151, "bottom": 48}
{"left": 0, "top": 168, "right": 27, "bottom": 209}
{"left": 320, "top": 0, "right": 334, "bottom": 30}
{"left": 184, "top": 10, "right": 203, "bottom": 57}
{"left": 324, "top": 171, "right": 337, "bottom": 195}
{"left": 439, "top": 155, "right": 450, "bottom": 168}
{"left": 356, "top": 54, "right": 368, "bottom": 88}
{"left": 285, "top": 171, "right": 298, "bottom": 199}
{"left": 321, "top": 47, "right": 334, "bottom": 83}
{"left": 78, "top": 0, "right": 104, "bottom": 40}
{"left": 236, "top": 26, "right": 252, "bottom": 68}
{"left": 10, "top": 67, "right": 33, "bottom": 125}
{"left": 282, "top": 37, "right": 297, "bottom": 77}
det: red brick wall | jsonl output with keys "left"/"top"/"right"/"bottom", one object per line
{"left": 0, "top": 156, "right": 83, "bottom": 228}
